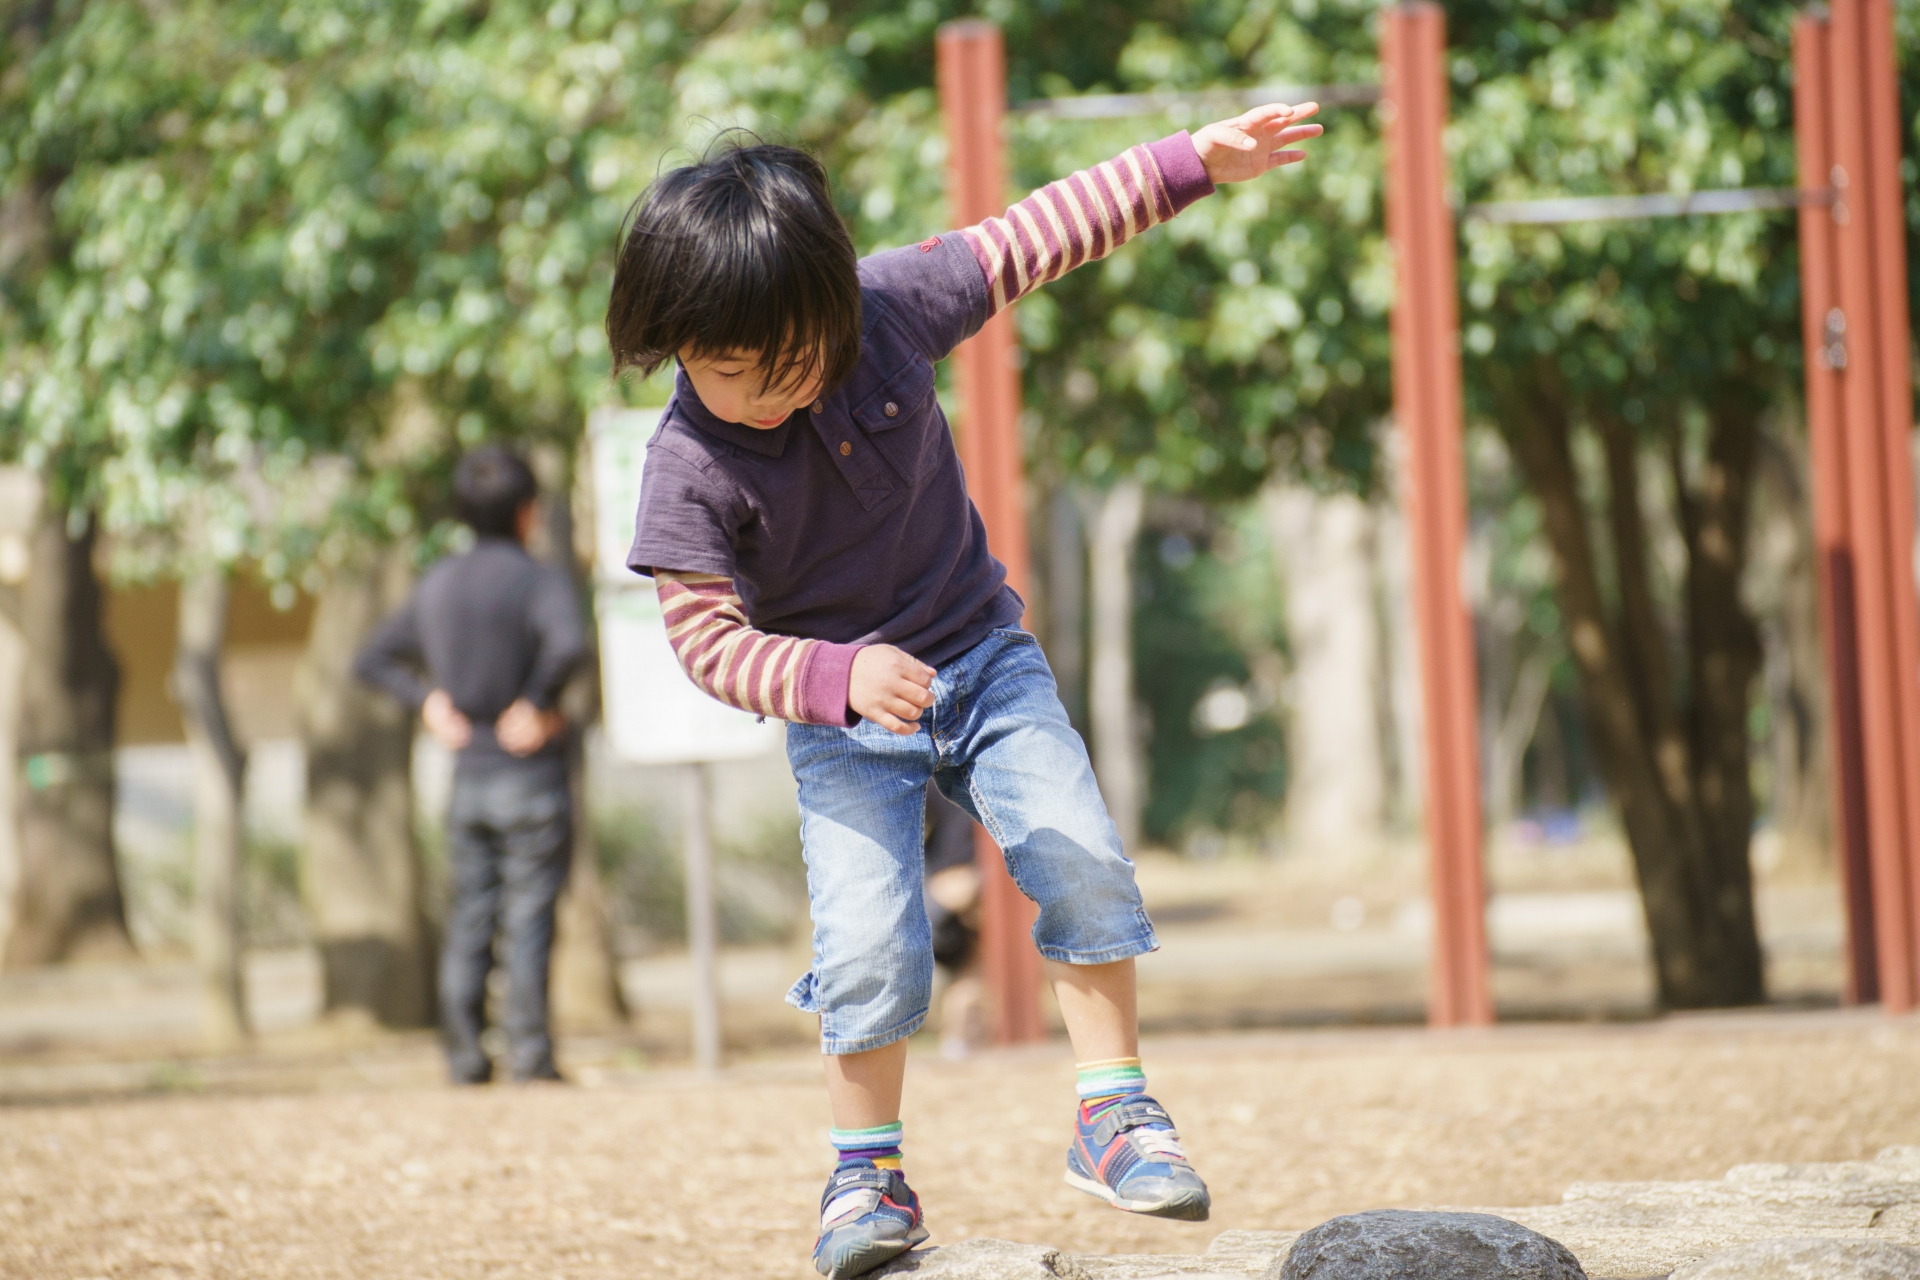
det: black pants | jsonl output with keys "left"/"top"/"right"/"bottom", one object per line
{"left": 440, "top": 764, "right": 572, "bottom": 1083}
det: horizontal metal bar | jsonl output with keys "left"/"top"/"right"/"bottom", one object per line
{"left": 1012, "top": 82, "right": 1380, "bottom": 120}
{"left": 1463, "top": 186, "right": 1832, "bottom": 225}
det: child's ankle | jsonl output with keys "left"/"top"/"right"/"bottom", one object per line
{"left": 831, "top": 1121, "right": 904, "bottom": 1171}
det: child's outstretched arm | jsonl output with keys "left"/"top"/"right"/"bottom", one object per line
{"left": 959, "top": 103, "right": 1322, "bottom": 316}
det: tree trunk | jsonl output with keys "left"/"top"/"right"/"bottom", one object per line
{"left": 1486, "top": 652, "right": 1552, "bottom": 828}
{"left": 1504, "top": 383, "right": 1765, "bottom": 1009}
{"left": 173, "top": 569, "right": 249, "bottom": 1046}
{"left": 1264, "top": 483, "right": 1388, "bottom": 855}
{"left": 1373, "top": 493, "right": 1425, "bottom": 828}
{"left": 1088, "top": 479, "right": 1145, "bottom": 854}
{"left": 3, "top": 505, "right": 133, "bottom": 967}
{"left": 551, "top": 761, "right": 627, "bottom": 1032}
{"left": 1045, "top": 485, "right": 1089, "bottom": 734}
{"left": 0, "top": 596, "right": 25, "bottom": 963}
{"left": 0, "top": 469, "right": 37, "bottom": 961}
{"left": 1750, "top": 432, "right": 1833, "bottom": 872}
{"left": 532, "top": 456, "right": 627, "bottom": 1033}
{"left": 295, "top": 549, "right": 435, "bottom": 1028}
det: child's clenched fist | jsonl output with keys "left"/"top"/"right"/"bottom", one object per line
{"left": 850, "top": 645, "right": 936, "bottom": 735}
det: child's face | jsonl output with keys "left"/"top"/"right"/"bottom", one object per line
{"left": 680, "top": 346, "right": 825, "bottom": 430}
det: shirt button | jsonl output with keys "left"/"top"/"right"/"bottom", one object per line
{"left": 884, "top": 402, "right": 899, "bottom": 417}
{"left": 812, "top": 401, "right": 823, "bottom": 414}
{"left": 839, "top": 441, "right": 852, "bottom": 456}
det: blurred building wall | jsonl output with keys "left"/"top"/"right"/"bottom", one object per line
{"left": 105, "top": 581, "right": 313, "bottom": 746}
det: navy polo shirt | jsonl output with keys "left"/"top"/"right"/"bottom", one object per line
{"left": 625, "top": 234, "right": 1024, "bottom": 669}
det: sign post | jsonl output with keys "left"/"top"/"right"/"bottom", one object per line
{"left": 589, "top": 407, "right": 782, "bottom": 1070}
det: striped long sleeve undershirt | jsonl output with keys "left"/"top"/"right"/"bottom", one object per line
{"left": 656, "top": 571, "right": 860, "bottom": 726}
{"left": 654, "top": 138, "right": 1207, "bottom": 726}
{"left": 958, "top": 138, "right": 1194, "bottom": 317}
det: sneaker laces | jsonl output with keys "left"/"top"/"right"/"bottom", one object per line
{"left": 1131, "top": 1127, "right": 1188, "bottom": 1162}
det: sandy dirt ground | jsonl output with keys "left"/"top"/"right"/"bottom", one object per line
{"left": 4, "top": 1010, "right": 1918, "bottom": 1280}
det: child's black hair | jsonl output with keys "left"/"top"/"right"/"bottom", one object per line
{"left": 452, "top": 444, "right": 537, "bottom": 538}
{"left": 606, "top": 134, "right": 860, "bottom": 396}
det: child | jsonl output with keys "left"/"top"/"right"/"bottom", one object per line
{"left": 608, "top": 102, "right": 1321, "bottom": 1278}
{"left": 355, "top": 445, "right": 587, "bottom": 1085}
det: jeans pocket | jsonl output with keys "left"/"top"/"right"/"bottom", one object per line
{"left": 785, "top": 968, "right": 821, "bottom": 1013}
{"left": 989, "top": 627, "right": 1038, "bottom": 646}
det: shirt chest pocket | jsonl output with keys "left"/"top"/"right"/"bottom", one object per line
{"left": 850, "top": 352, "right": 941, "bottom": 487}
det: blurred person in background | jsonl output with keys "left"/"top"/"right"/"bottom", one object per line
{"left": 354, "top": 445, "right": 588, "bottom": 1085}
{"left": 922, "top": 782, "right": 984, "bottom": 1060}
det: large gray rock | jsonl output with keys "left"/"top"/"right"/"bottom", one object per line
{"left": 1270, "top": 1210, "right": 1587, "bottom": 1280}
{"left": 1668, "top": 1238, "right": 1920, "bottom": 1279}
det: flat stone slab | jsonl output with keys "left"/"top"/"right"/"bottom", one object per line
{"left": 1268, "top": 1210, "right": 1585, "bottom": 1280}
{"left": 875, "top": 1239, "right": 1067, "bottom": 1278}
{"left": 1669, "top": 1238, "right": 1920, "bottom": 1279}
{"left": 875, "top": 1239, "right": 1268, "bottom": 1279}
{"left": 878, "top": 1148, "right": 1920, "bottom": 1280}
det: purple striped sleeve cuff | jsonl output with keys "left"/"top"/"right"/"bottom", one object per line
{"left": 1145, "top": 131, "right": 1215, "bottom": 213}
{"left": 797, "top": 641, "right": 863, "bottom": 728}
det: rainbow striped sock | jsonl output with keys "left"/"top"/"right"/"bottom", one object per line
{"left": 1077, "top": 1056, "right": 1148, "bottom": 1121}
{"left": 830, "top": 1122, "right": 903, "bottom": 1171}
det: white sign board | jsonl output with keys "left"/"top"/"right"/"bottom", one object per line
{"left": 589, "top": 407, "right": 781, "bottom": 765}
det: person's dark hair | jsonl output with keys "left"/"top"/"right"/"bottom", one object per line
{"left": 606, "top": 135, "right": 860, "bottom": 396}
{"left": 452, "top": 445, "right": 537, "bottom": 538}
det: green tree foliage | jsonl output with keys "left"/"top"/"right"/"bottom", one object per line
{"left": 1, "top": 0, "right": 715, "bottom": 579}
{"left": 8, "top": 0, "right": 1919, "bottom": 1003}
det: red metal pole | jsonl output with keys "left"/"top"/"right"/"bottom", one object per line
{"left": 1854, "top": 0, "right": 1920, "bottom": 1008}
{"left": 1381, "top": 3, "right": 1493, "bottom": 1028}
{"left": 1824, "top": 0, "right": 1918, "bottom": 1012}
{"left": 1792, "top": 15, "right": 1878, "bottom": 1005}
{"left": 937, "top": 21, "right": 1046, "bottom": 1045}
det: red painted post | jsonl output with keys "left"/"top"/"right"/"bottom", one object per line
{"left": 1792, "top": 15, "right": 1878, "bottom": 1005}
{"left": 1853, "top": 0, "right": 1920, "bottom": 1008}
{"left": 1380, "top": 3, "right": 1493, "bottom": 1028}
{"left": 1824, "top": 0, "right": 1919, "bottom": 1012}
{"left": 937, "top": 21, "right": 1046, "bottom": 1045}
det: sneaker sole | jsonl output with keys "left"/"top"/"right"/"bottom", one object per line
{"left": 1064, "top": 1169, "right": 1211, "bottom": 1222}
{"left": 816, "top": 1225, "right": 931, "bottom": 1279}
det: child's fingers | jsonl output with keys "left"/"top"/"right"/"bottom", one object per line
{"left": 1232, "top": 102, "right": 1296, "bottom": 131}
{"left": 879, "top": 697, "right": 925, "bottom": 725}
{"left": 1272, "top": 123, "right": 1324, "bottom": 146}
{"left": 1265, "top": 149, "right": 1310, "bottom": 170}
{"left": 888, "top": 683, "right": 932, "bottom": 711}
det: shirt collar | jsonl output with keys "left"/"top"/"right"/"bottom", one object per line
{"left": 671, "top": 366, "right": 793, "bottom": 459}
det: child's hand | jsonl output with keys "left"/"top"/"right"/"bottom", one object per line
{"left": 1194, "top": 103, "right": 1323, "bottom": 185}
{"left": 849, "top": 645, "right": 935, "bottom": 735}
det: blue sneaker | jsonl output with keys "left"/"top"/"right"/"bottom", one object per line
{"left": 1064, "top": 1094, "right": 1211, "bottom": 1221}
{"left": 811, "top": 1160, "right": 929, "bottom": 1278}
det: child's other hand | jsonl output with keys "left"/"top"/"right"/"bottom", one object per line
{"left": 497, "top": 697, "right": 566, "bottom": 756}
{"left": 1194, "top": 103, "right": 1323, "bottom": 185}
{"left": 849, "top": 645, "right": 935, "bottom": 735}
{"left": 422, "top": 689, "right": 473, "bottom": 751}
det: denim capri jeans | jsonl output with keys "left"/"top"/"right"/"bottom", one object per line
{"left": 784, "top": 628, "right": 1158, "bottom": 1054}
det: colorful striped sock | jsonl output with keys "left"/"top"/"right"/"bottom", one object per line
{"left": 830, "top": 1122, "right": 903, "bottom": 1171}
{"left": 1077, "top": 1056, "right": 1148, "bottom": 1122}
